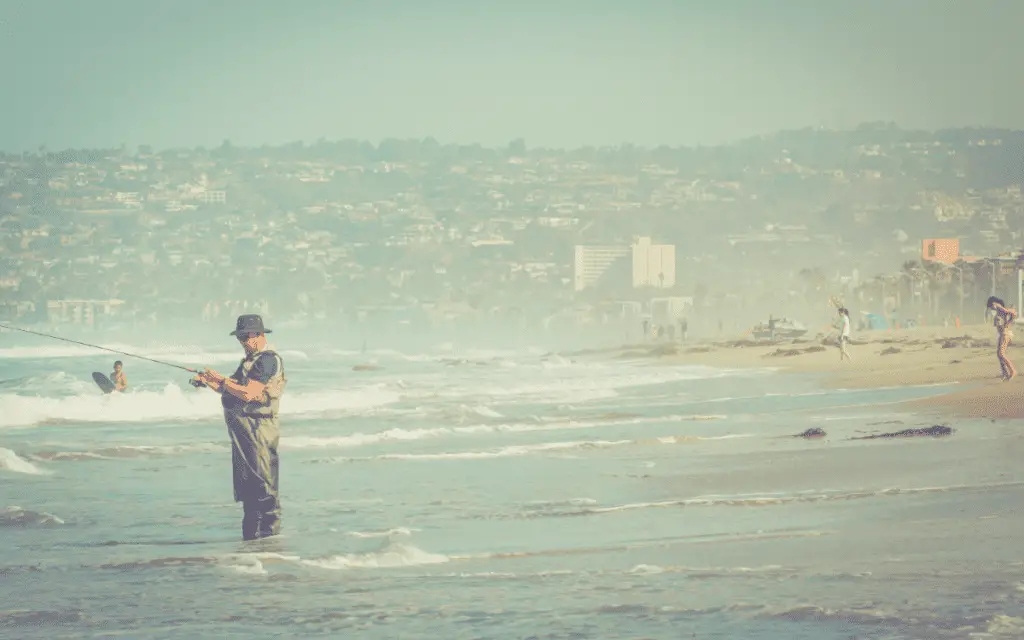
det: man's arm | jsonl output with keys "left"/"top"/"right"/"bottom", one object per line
{"left": 220, "top": 377, "right": 266, "bottom": 403}
{"left": 215, "top": 354, "right": 277, "bottom": 403}
{"left": 993, "top": 303, "right": 1017, "bottom": 321}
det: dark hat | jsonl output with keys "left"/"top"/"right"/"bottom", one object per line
{"left": 230, "top": 314, "right": 272, "bottom": 336}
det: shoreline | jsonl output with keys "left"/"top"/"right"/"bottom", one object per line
{"left": 593, "top": 323, "right": 1022, "bottom": 422}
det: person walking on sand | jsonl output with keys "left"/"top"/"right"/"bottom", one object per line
{"left": 191, "top": 314, "right": 288, "bottom": 541}
{"left": 835, "top": 307, "right": 853, "bottom": 362}
{"left": 987, "top": 296, "right": 1017, "bottom": 381}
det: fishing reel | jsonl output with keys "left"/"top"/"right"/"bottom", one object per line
{"left": 189, "top": 377, "right": 208, "bottom": 389}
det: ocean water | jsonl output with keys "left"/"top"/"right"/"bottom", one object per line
{"left": 2, "top": 338, "right": 1024, "bottom": 639}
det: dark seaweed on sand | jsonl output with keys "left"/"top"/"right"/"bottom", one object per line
{"left": 852, "top": 425, "right": 954, "bottom": 440}
{"left": 793, "top": 425, "right": 954, "bottom": 440}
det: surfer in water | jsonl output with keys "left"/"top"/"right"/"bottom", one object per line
{"left": 111, "top": 361, "right": 127, "bottom": 392}
{"left": 191, "top": 314, "right": 288, "bottom": 541}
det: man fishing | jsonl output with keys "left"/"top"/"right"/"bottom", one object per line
{"left": 191, "top": 314, "right": 287, "bottom": 541}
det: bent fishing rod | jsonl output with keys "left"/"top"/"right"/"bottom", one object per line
{"left": 0, "top": 323, "right": 199, "bottom": 373}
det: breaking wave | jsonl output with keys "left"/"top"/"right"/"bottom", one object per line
{"left": 0, "top": 343, "right": 308, "bottom": 364}
{"left": 29, "top": 443, "right": 227, "bottom": 461}
{"left": 310, "top": 433, "right": 749, "bottom": 463}
{"left": 0, "top": 506, "right": 64, "bottom": 527}
{"left": 413, "top": 365, "right": 757, "bottom": 405}
{"left": 19, "top": 413, "right": 731, "bottom": 462}
{"left": 0, "top": 447, "right": 51, "bottom": 475}
{"left": 503, "top": 480, "right": 1024, "bottom": 519}
{"left": 90, "top": 541, "right": 450, "bottom": 575}
{"left": 301, "top": 542, "right": 450, "bottom": 570}
{"left": 0, "top": 383, "right": 400, "bottom": 429}
{"left": 282, "top": 413, "right": 726, "bottom": 450}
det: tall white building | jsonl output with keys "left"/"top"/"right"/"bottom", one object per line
{"left": 46, "top": 299, "right": 126, "bottom": 326}
{"left": 573, "top": 236, "right": 677, "bottom": 291}
{"left": 632, "top": 236, "right": 676, "bottom": 289}
{"left": 573, "top": 245, "right": 630, "bottom": 291}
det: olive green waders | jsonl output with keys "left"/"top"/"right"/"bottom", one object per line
{"left": 225, "top": 411, "right": 281, "bottom": 540}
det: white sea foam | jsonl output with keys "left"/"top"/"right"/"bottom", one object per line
{"left": 0, "top": 447, "right": 51, "bottom": 475}
{"left": 0, "top": 505, "right": 64, "bottom": 525}
{"left": 345, "top": 527, "right": 418, "bottom": 539}
{"left": 282, "top": 413, "right": 728, "bottom": 450}
{"left": 546, "top": 481, "right": 1024, "bottom": 517}
{"left": 0, "top": 343, "right": 308, "bottom": 364}
{"left": 24, "top": 413, "right": 730, "bottom": 461}
{"left": 29, "top": 442, "right": 227, "bottom": 461}
{"left": 0, "top": 383, "right": 400, "bottom": 429}
{"left": 301, "top": 542, "right": 449, "bottom": 570}
{"left": 424, "top": 366, "right": 742, "bottom": 404}
{"left": 0, "top": 352, "right": 742, "bottom": 428}
{"left": 369, "top": 439, "right": 635, "bottom": 461}
{"left": 312, "top": 433, "right": 747, "bottom": 463}
{"left": 0, "top": 371, "right": 97, "bottom": 396}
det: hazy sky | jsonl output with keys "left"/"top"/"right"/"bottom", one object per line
{"left": 2, "top": 0, "right": 1022, "bottom": 152}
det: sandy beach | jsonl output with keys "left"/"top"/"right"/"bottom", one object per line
{"left": 616, "top": 323, "right": 1024, "bottom": 422}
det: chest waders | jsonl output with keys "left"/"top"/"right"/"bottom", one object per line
{"left": 224, "top": 349, "right": 287, "bottom": 540}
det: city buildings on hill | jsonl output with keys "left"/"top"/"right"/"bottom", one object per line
{"left": 0, "top": 125, "right": 1022, "bottom": 333}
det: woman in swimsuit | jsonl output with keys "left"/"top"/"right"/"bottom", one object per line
{"left": 987, "top": 296, "right": 1017, "bottom": 381}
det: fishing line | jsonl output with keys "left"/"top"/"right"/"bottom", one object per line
{"left": 0, "top": 323, "right": 198, "bottom": 373}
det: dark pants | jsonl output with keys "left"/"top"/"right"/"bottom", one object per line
{"left": 998, "top": 332, "right": 1015, "bottom": 379}
{"left": 224, "top": 412, "right": 281, "bottom": 541}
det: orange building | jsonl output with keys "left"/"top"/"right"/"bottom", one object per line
{"left": 921, "top": 238, "right": 960, "bottom": 263}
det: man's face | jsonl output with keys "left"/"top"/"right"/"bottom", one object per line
{"left": 114, "top": 363, "right": 122, "bottom": 372}
{"left": 237, "top": 332, "right": 264, "bottom": 353}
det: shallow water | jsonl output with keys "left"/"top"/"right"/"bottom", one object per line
{"left": 2, "top": 339, "right": 1023, "bottom": 639}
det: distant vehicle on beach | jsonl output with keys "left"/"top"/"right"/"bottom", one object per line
{"left": 751, "top": 317, "right": 809, "bottom": 341}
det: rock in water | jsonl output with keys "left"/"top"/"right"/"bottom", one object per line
{"left": 795, "top": 428, "right": 827, "bottom": 438}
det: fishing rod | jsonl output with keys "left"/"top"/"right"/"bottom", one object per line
{"left": 0, "top": 322, "right": 198, "bottom": 373}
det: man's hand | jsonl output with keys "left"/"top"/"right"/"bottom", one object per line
{"left": 201, "top": 369, "right": 225, "bottom": 385}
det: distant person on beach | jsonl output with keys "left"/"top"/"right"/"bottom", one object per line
{"left": 110, "top": 361, "right": 127, "bottom": 392}
{"left": 192, "top": 314, "right": 288, "bottom": 541}
{"left": 642, "top": 319, "right": 650, "bottom": 341}
{"left": 679, "top": 318, "right": 688, "bottom": 342}
{"left": 835, "top": 308, "right": 852, "bottom": 361}
{"left": 987, "top": 296, "right": 1017, "bottom": 381}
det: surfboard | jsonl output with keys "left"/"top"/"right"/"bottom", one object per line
{"left": 92, "top": 372, "right": 116, "bottom": 394}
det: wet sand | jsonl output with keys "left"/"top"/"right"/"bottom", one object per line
{"left": 610, "top": 323, "right": 1023, "bottom": 421}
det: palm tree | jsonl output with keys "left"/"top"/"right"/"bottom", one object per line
{"left": 919, "top": 259, "right": 950, "bottom": 316}
{"left": 901, "top": 259, "right": 933, "bottom": 317}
